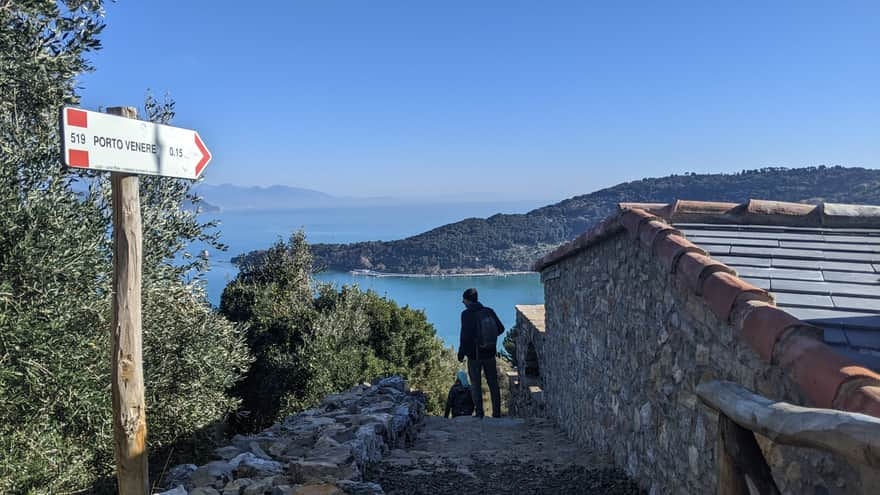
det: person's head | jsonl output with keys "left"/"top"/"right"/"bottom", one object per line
{"left": 462, "top": 288, "right": 478, "bottom": 305}
{"left": 456, "top": 370, "right": 469, "bottom": 387}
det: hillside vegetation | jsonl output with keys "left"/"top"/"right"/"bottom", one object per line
{"left": 0, "top": 4, "right": 459, "bottom": 493}
{"left": 1, "top": 5, "right": 252, "bottom": 492}
{"left": 299, "top": 166, "right": 880, "bottom": 274}
{"left": 220, "top": 233, "right": 459, "bottom": 432}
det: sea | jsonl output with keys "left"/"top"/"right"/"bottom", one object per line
{"left": 197, "top": 201, "right": 547, "bottom": 348}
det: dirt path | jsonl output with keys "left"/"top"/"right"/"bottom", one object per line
{"left": 366, "top": 416, "right": 644, "bottom": 494}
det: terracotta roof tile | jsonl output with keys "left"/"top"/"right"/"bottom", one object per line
{"left": 673, "top": 200, "right": 741, "bottom": 220}
{"left": 744, "top": 199, "right": 821, "bottom": 226}
{"left": 738, "top": 304, "right": 805, "bottom": 361}
{"left": 674, "top": 252, "right": 734, "bottom": 294}
{"left": 775, "top": 334, "right": 856, "bottom": 408}
{"left": 823, "top": 203, "right": 880, "bottom": 227}
{"left": 619, "top": 202, "right": 672, "bottom": 218}
{"left": 638, "top": 220, "right": 681, "bottom": 249}
{"left": 620, "top": 209, "right": 657, "bottom": 239}
{"left": 701, "top": 271, "right": 772, "bottom": 322}
{"left": 834, "top": 384, "right": 880, "bottom": 417}
{"left": 643, "top": 198, "right": 880, "bottom": 228}
{"left": 653, "top": 234, "right": 706, "bottom": 272}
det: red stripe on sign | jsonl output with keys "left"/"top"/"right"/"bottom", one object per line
{"left": 68, "top": 149, "right": 89, "bottom": 168}
{"left": 66, "top": 108, "right": 88, "bottom": 128}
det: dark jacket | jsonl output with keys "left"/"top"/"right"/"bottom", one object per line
{"left": 458, "top": 302, "right": 504, "bottom": 361}
{"left": 444, "top": 383, "right": 475, "bottom": 418}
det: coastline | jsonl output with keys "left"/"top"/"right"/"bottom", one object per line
{"left": 348, "top": 269, "right": 536, "bottom": 278}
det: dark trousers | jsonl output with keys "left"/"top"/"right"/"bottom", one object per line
{"left": 467, "top": 356, "right": 500, "bottom": 417}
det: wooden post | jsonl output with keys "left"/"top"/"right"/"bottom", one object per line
{"left": 108, "top": 106, "right": 148, "bottom": 495}
{"left": 717, "top": 414, "right": 749, "bottom": 495}
{"left": 717, "top": 413, "right": 780, "bottom": 495}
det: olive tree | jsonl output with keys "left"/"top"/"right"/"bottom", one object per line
{"left": 0, "top": 3, "right": 250, "bottom": 493}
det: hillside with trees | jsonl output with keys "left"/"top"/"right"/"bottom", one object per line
{"left": 291, "top": 166, "right": 880, "bottom": 274}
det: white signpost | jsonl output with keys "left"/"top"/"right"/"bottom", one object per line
{"left": 60, "top": 106, "right": 212, "bottom": 179}
{"left": 60, "top": 106, "right": 212, "bottom": 494}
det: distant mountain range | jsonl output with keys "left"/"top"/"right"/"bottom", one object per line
{"left": 194, "top": 184, "right": 544, "bottom": 211}
{"left": 286, "top": 166, "right": 880, "bottom": 274}
{"left": 194, "top": 184, "right": 337, "bottom": 210}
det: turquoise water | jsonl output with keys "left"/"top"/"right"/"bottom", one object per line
{"left": 316, "top": 271, "right": 543, "bottom": 347}
{"left": 197, "top": 202, "right": 546, "bottom": 348}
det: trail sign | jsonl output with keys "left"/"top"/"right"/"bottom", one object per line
{"left": 60, "top": 106, "right": 212, "bottom": 179}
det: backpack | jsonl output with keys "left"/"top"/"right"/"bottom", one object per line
{"left": 477, "top": 308, "right": 499, "bottom": 352}
{"left": 452, "top": 385, "right": 475, "bottom": 417}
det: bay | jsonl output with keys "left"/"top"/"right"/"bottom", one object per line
{"left": 197, "top": 201, "right": 547, "bottom": 347}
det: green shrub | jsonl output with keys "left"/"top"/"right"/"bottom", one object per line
{"left": 221, "top": 233, "right": 460, "bottom": 430}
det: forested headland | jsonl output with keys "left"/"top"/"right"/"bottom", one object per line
{"left": 291, "top": 166, "right": 880, "bottom": 274}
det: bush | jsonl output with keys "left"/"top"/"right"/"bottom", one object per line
{"left": 221, "top": 233, "right": 460, "bottom": 431}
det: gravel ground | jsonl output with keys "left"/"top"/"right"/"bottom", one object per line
{"left": 367, "top": 460, "right": 644, "bottom": 495}
{"left": 363, "top": 416, "right": 644, "bottom": 495}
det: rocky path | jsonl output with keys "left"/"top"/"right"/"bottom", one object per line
{"left": 366, "top": 416, "right": 644, "bottom": 495}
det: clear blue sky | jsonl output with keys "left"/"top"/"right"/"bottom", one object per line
{"left": 78, "top": 1, "right": 879, "bottom": 200}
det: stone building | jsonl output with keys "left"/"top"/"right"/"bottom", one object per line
{"left": 509, "top": 199, "right": 880, "bottom": 494}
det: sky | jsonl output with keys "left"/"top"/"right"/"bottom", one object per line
{"left": 78, "top": 1, "right": 880, "bottom": 201}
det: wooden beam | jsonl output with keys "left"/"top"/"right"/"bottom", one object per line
{"left": 717, "top": 413, "right": 780, "bottom": 495}
{"left": 108, "top": 106, "right": 148, "bottom": 495}
{"left": 697, "top": 381, "right": 880, "bottom": 469}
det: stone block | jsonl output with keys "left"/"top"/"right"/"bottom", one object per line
{"left": 190, "top": 461, "right": 233, "bottom": 489}
{"left": 293, "top": 484, "right": 343, "bottom": 495}
{"left": 156, "top": 486, "right": 188, "bottom": 495}
{"left": 230, "top": 452, "right": 284, "bottom": 478}
{"left": 335, "top": 480, "right": 385, "bottom": 495}
{"left": 161, "top": 463, "right": 197, "bottom": 489}
{"left": 222, "top": 478, "right": 255, "bottom": 495}
{"left": 289, "top": 460, "right": 359, "bottom": 484}
{"left": 243, "top": 481, "right": 272, "bottom": 495}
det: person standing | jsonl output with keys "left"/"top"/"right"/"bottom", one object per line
{"left": 457, "top": 288, "right": 504, "bottom": 418}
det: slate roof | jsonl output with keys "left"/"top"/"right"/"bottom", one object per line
{"left": 677, "top": 222, "right": 880, "bottom": 371}
{"left": 532, "top": 199, "right": 880, "bottom": 418}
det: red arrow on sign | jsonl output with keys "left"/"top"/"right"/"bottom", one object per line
{"left": 194, "top": 133, "right": 211, "bottom": 177}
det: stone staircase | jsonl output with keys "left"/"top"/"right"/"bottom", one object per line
{"left": 155, "top": 377, "right": 642, "bottom": 495}
{"left": 366, "top": 415, "right": 643, "bottom": 494}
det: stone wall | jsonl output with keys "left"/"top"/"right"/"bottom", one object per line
{"left": 511, "top": 233, "right": 868, "bottom": 495}
{"left": 506, "top": 306, "right": 546, "bottom": 419}
{"left": 156, "top": 376, "right": 424, "bottom": 495}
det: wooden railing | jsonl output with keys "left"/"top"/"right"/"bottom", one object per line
{"left": 696, "top": 381, "right": 880, "bottom": 495}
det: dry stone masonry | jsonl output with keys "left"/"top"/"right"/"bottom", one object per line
{"left": 156, "top": 376, "right": 424, "bottom": 495}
